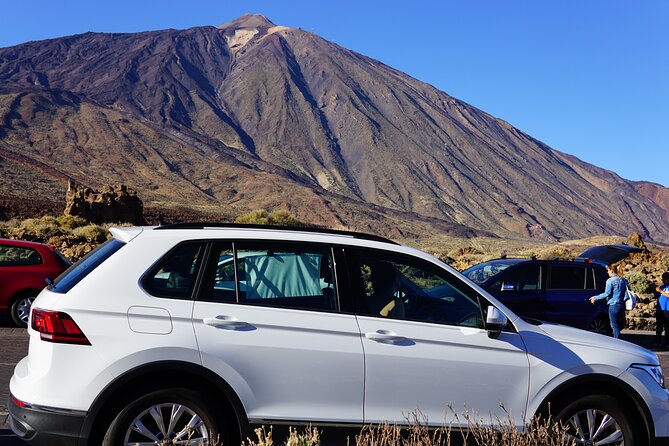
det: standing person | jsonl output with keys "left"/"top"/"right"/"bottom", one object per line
{"left": 589, "top": 262, "right": 627, "bottom": 338}
{"left": 655, "top": 272, "right": 669, "bottom": 346}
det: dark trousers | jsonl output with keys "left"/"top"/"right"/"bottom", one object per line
{"left": 657, "top": 308, "right": 669, "bottom": 345}
{"left": 609, "top": 303, "right": 626, "bottom": 339}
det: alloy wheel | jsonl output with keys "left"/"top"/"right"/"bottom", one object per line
{"left": 588, "top": 318, "right": 609, "bottom": 335}
{"left": 15, "top": 297, "right": 33, "bottom": 325}
{"left": 564, "top": 408, "right": 624, "bottom": 445}
{"left": 123, "top": 403, "right": 210, "bottom": 445}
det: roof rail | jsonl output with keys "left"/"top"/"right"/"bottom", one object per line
{"left": 153, "top": 222, "right": 399, "bottom": 245}
{"left": 550, "top": 256, "right": 591, "bottom": 263}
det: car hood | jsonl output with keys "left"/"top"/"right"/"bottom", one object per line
{"left": 535, "top": 321, "right": 658, "bottom": 363}
{"left": 579, "top": 244, "right": 643, "bottom": 265}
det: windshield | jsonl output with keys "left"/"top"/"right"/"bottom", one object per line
{"left": 462, "top": 261, "right": 517, "bottom": 284}
{"left": 51, "top": 239, "right": 125, "bottom": 293}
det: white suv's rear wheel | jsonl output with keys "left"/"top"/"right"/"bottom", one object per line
{"left": 557, "top": 395, "right": 635, "bottom": 446}
{"left": 102, "top": 388, "right": 224, "bottom": 445}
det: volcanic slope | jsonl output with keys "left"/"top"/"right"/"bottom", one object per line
{"left": 0, "top": 13, "right": 667, "bottom": 242}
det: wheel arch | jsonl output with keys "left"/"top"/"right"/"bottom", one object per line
{"left": 535, "top": 373, "right": 653, "bottom": 445}
{"left": 10, "top": 287, "right": 42, "bottom": 301}
{"left": 82, "top": 360, "right": 249, "bottom": 445}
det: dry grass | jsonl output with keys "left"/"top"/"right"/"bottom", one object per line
{"left": 238, "top": 409, "right": 573, "bottom": 446}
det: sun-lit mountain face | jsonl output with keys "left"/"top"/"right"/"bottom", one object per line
{"left": 1, "top": 15, "right": 667, "bottom": 242}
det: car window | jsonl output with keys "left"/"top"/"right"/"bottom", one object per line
{"left": 548, "top": 265, "right": 585, "bottom": 290}
{"left": 502, "top": 264, "right": 541, "bottom": 291}
{"left": 463, "top": 260, "right": 516, "bottom": 284}
{"left": 0, "top": 245, "right": 42, "bottom": 266}
{"left": 585, "top": 267, "right": 596, "bottom": 290}
{"left": 51, "top": 239, "right": 125, "bottom": 294}
{"left": 230, "top": 243, "right": 337, "bottom": 311}
{"left": 352, "top": 249, "right": 484, "bottom": 328}
{"left": 144, "top": 242, "right": 205, "bottom": 299}
{"left": 198, "top": 243, "right": 236, "bottom": 302}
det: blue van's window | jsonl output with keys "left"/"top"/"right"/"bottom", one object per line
{"left": 51, "top": 239, "right": 125, "bottom": 294}
{"left": 548, "top": 266, "right": 585, "bottom": 290}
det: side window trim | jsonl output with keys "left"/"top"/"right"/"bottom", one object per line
{"left": 191, "top": 242, "right": 215, "bottom": 301}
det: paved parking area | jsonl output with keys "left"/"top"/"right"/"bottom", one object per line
{"left": 0, "top": 322, "right": 29, "bottom": 444}
{"left": 1, "top": 326, "right": 668, "bottom": 444}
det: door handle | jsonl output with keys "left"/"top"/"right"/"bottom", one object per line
{"left": 203, "top": 316, "right": 249, "bottom": 330}
{"left": 365, "top": 330, "right": 409, "bottom": 344}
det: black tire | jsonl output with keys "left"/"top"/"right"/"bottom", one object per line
{"left": 556, "top": 394, "right": 637, "bottom": 446}
{"left": 102, "top": 388, "right": 228, "bottom": 446}
{"left": 10, "top": 293, "right": 36, "bottom": 327}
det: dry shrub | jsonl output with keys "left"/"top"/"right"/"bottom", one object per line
{"left": 55, "top": 214, "right": 88, "bottom": 229}
{"left": 355, "top": 409, "right": 573, "bottom": 446}
{"left": 450, "top": 247, "right": 484, "bottom": 257}
{"left": 235, "top": 209, "right": 304, "bottom": 227}
{"left": 72, "top": 224, "right": 108, "bottom": 243}
{"left": 286, "top": 426, "right": 321, "bottom": 446}
{"left": 10, "top": 216, "right": 62, "bottom": 240}
{"left": 524, "top": 246, "right": 574, "bottom": 260}
{"left": 243, "top": 426, "right": 274, "bottom": 446}
{"left": 625, "top": 270, "right": 654, "bottom": 294}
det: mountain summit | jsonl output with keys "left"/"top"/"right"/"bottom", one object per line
{"left": 218, "top": 13, "right": 276, "bottom": 29}
{"left": 0, "top": 15, "right": 667, "bottom": 241}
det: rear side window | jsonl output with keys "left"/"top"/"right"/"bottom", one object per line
{"left": 502, "top": 264, "right": 541, "bottom": 291}
{"left": 143, "top": 243, "right": 206, "bottom": 299}
{"left": 51, "top": 239, "right": 125, "bottom": 294}
{"left": 0, "top": 245, "right": 42, "bottom": 266}
{"left": 585, "top": 267, "right": 596, "bottom": 290}
{"left": 548, "top": 266, "right": 585, "bottom": 290}
{"left": 202, "top": 242, "right": 337, "bottom": 311}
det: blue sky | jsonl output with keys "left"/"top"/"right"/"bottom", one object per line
{"left": 1, "top": 0, "right": 667, "bottom": 186}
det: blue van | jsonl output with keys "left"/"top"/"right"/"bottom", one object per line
{"left": 462, "top": 245, "right": 642, "bottom": 334}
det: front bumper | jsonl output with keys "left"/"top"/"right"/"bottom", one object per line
{"left": 8, "top": 394, "right": 86, "bottom": 446}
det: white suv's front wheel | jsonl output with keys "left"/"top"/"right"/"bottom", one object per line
{"left": 102, "top": 388, "right": 225, "bottom": 445}
{"left": 557, "top": 394, "right": 636, "bottom": 446}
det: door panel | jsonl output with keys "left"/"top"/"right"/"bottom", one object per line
{"left": 193, "top": 241, "right": 364, "bottom": 423}
{"left": 357, "top": 317, "right": 529, "bottom": 427}
{"left": 546, "top": 265, "right": 594, "bottom": 329}
{"left": 348, "top": 248, "right": 530, "bottom": 427}
{"left": 194, "top": 303, "right": 364, "bottom": 422}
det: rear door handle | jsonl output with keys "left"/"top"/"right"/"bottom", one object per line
{"left": 365, "top": 330, "right": 409, "bottom": 344}
{"left": 203, "top": 316, "right": 249, "bottom": 330}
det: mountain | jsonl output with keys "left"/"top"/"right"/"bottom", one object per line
{"left": 0, "top": 13, "right": 667, "bottom": 242}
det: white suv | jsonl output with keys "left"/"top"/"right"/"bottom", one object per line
{"left": 9, "top": 224, "right": 669, "bottom": 446}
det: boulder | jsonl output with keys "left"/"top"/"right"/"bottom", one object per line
{"left": 64, "top": 179, "right": 146, "bottom": 225}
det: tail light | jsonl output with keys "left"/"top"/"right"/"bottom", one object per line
{"left": 31, "top": 309, "right": 91, "bottom": 345}
{"left": 10, "top": 394, "right": 29, "bottom": 408}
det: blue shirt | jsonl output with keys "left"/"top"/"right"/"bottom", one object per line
{"left": 592, "top": 274, "right": 626, "bottom": 306}
{"left": 659, "top": 285, "right": 669, "bottom": 311}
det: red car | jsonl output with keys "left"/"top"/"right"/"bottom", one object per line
{"left": 0, "top": 238, "right": 70, "bottom": 326}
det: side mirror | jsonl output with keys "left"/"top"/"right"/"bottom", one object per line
{"left": 501, "top": 282, "right": 516, "bottom": 292}
{"left": 486, "top": 306, "right": 508, "bottom": 339}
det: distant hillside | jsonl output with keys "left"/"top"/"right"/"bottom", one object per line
{"left": 1, "top": 13, "right": 667, "bottom": 241}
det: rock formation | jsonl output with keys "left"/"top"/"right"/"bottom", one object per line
{"left": 64, "top": 179, "right": 145, "bottom": 225}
